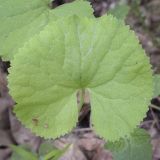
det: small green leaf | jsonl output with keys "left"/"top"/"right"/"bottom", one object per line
{"left": 0, "top": 0, "right": 93, "bottom": 60}
{"left": 8, "top": 15, "right": 153, "bottom": 141}
{"left": 44, "top": 145, "right": 69, "bottom": 160}
{"left": 10, "top": 145, "right": 38, "bottom": 160}
{"left": 108, "top": 4, "right": 130, "bottom": 20}
{"left": 154, "top": 74, "right": 160, "bottom": 97}
{"left": 39, "top": 141, "right": 56, "bottom": 157}
{"left": 106, "top": 128, "right": 152, "bottom": 160}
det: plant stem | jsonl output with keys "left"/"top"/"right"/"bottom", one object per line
{"left": 150, "top": 104, "right": 160, "bottom": 111}
{"left": 78, "top": 88, "right": 85, "bottom": 112}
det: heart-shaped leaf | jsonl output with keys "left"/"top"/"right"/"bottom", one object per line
{"left": 8, "top": 15, "right": 153, "bottom": 141}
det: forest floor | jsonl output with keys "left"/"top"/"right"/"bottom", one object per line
{"left": 0, "top": 0, "right": 160, "bottom": 160}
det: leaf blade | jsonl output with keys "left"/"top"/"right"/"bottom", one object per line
{"left": 10, "top": 145, "right": 38, "bottom": 160}
{"left": 106, "top": 128, "right": 152, "bottom": 160}
{"left": 108, "top": 4, "right": 130, "bottom": 20}
{"left": 8, "top": 15, "right": 153, "bottom": 140}
{"left": 0, "top": 0, "right": 93, "bottom": 60}
{"left": 153, "top": 74, "right": 160, "bottom": 97}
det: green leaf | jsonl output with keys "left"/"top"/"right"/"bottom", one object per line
{"left": 153, "top": 74, "right": 160, "bottom": 97}
{"left": 108, "top": 4, "right": 130, "bottom": 20}
{"left": 0, "top": 0, "right": 93, "bottom": 60}
{"left": 8, "top": 15, "right": 153, "bottom": 141}
{"left": 43, "top": 145, "right": 69, "bottom": 160}
{"left": 50, "top": 0, "right": 93, "bottom": 18}
{"left": 10, "top": 145, "right": 38, "bottom": 160}
{"left": 39, "top": 141, "right": 56, "bottom": 157}
{"left": 106, "top": 128, "right": 152, "bottom": 160}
